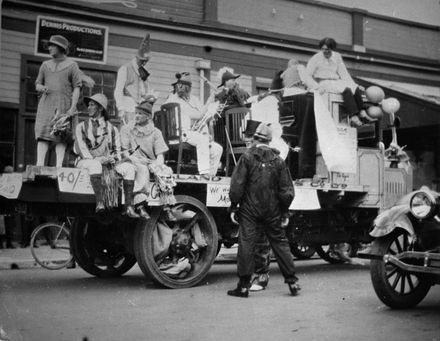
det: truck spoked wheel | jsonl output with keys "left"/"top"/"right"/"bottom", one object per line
{"left": 370, "top": 230, "right": 432, "bottom": 309}
{"left": 70, "top": 218, "right": 136, "bottom": 278}
{"left": 134, "top": 195, "right": 218, "bottom": 289}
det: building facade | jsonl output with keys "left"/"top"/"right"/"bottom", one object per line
{"left": 1, "top": 0, "right": 439, "bottom": 187}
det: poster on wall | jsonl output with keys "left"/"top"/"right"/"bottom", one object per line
{"left": 35, "top": 16, "right": 108, "bottom": 64}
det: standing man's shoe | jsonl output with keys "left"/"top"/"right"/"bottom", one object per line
{"left": 287, "top": 282, "right": 301, "bottom": 296}
{"left": 227, "top": 286, "right": 249, "bottom": 298}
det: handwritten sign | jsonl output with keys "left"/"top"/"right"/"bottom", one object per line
{"left": 57, "top": 168, "right": 94, "bottom": 194}
{"left": 206, "top": 183, "right": 230, "bottom": 207}
{"left": 0, "top": 173, "right": 23, "bottom": 199}
{"left": 331, "top": 171, "right": 356, "bottom": 185}
{"left": 290, "top": 187, "right": 320, "bottom": 210}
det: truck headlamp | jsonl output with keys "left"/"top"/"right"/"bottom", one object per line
{"left": 409, "top": 191, "right": 437, "bottom": 219}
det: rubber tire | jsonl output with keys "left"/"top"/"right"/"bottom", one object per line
{"left": 70, "top": 218, "right": 136, "bottom": 278}
{"left": 290, "top": 242, "right": 316, "bottom": 259}
{"left": 30, "top": 222, "right": 73, "bottom": 270}
{"left": 134, "top": 195, "right": 219, "bottom": 289}
{"left": 370, "top": 230, "right": 432, "bottom": 309}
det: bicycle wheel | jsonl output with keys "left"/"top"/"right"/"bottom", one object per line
{"left": 30, "top": 222, "right": 73, "bottom": 270}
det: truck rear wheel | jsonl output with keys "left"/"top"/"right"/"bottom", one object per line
{"left": 70, "top": 218, "right": 136, "bottom": 278}
{"left": 134, "top": 195, "right": 219, "bottom": 289}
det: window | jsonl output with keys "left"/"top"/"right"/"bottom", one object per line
{"left": 0, "top": 108, "right": 17, "bottom": 171}
{"left": 76, "top": 68, "right": 117, "bottom": 117}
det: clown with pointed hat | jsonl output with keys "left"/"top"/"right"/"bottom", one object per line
{"left": 114, "top": 33, "right": 158, "bottom": 125}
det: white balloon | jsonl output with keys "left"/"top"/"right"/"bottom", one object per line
{"left": 366, "top": 105, "right": 384, "bottom": 119}
{"left": 381, "top": 97, "right": 400, "bottom": 114}
{"left": 365, "top": 86, "right": 385, "bottom": 104}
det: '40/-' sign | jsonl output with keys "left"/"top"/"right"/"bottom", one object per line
{"left": 57, "top": 168, "right": 94, "bottom": 194}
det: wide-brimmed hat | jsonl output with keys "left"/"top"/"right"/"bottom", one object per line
{"left": 218, "top": 70, "right": 240, "bottom": 88}
{"left": 254, "top": 123, "right": 272, "bottom": 142}
{"left": 48, "top": 35, "right": 69, "bottom": 52}
{"left": 243, "top": 120, "right": 262, "bottom": 138}
{"left": 269, "top": 70, "right": 284, "bottom": 92}
{"left": 137, "top": 33, "right": 151, "bottom": 61}
{"left": 136, "top": 100, "right": 153, "bottom": 115}
{"left": 84, "top": 93, "right": 108, "bottom": 113}
{"left": 172, "top": 72, "right": 192, "bottom": 86}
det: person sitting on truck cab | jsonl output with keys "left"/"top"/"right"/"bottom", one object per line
{"left": 74, "top": 93, "right": 138, "bottom": 218}
{"left": 306, "top": 37, "right": 367, "bottom": 127}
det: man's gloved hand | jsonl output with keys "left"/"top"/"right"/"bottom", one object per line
{"left": 229, "top": 204, "right": 239, "bottom": 225}
{"left": 281, "top": 213, "right": 290, "bottom": 227}
{"left": 230, "top": 212, "right": 239, "bottom": 225}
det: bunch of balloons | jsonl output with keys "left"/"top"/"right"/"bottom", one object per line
{"left": 364, "top": 85, "right": 400, "bottom": 120}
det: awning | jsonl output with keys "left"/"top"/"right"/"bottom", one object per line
{"left": 356, "top": 77, "right": 440, "bottom": 129}
{"left": 358, "top": 77, "right": 440, "bottom": 106}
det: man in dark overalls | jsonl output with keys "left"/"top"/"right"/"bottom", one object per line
{"left": 228, "top": 123, "right": 300, "bottom": 297}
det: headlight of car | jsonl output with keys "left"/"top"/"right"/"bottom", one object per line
{"left": 409, "top": 191, "right": 437, "bottom": 219}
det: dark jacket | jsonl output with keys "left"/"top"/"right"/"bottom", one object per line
{"left": 215, "top": 85, "right": 250, "bottom": 108}
{"left": 229, "top": 144, "right": 294, "bottom": 219}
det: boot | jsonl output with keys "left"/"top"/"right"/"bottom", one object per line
{"left": 90, "top": 174, "right": 105, "bottom": 213}
{"left": 227, "top": 277, "right": 250, "bottom": 298}
{"left": 137, "top": 204, "right": 150, "bottom": 220}
{"left": 123, "top": 180, "right": 140, "bottom": 219}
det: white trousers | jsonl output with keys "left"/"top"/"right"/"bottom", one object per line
{"left": 183, "top": 130, "right": 223, "bottom": 176}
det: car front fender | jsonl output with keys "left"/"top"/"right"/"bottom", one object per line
{"left": 370, "top": 204, "right": 415, "bottom": 238}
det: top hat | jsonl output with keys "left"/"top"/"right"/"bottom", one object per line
{"left": 172, "top": 72, "right": 192, "bottom": 86}
{"left": 137, "top": 33, "right": 151, "bottom": 61}
{"left": 136, "top": 100, "right": 153, "bottom": 115}
{"left": 48, "top": 35, "right": 69, "bottom": 52}
{"left": 84, "top": 93, "right": 108, "bottom": 113}
{"left": 243, "top": 120, "right": 262, "bottom": 138}
{"left": 254, "top": 123, "right": 273, "bottom": 142}
{"left": 269, "top": 70, "right": 284, "bottom": 92}
{"left": 218, "top": 70, "right": 240, "bottom": 88}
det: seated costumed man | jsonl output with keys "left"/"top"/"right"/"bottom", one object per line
{"left": 214, "top": 67, "right": 250, "bottom": 110}
{"left": 118, "top": 98, "right": 177, "bottom": 221}
{"left": 74, "top": 93, "right": 138, "bottom": 218}
{"left": 165, "top": 72, "right": 223, "bottom": 180}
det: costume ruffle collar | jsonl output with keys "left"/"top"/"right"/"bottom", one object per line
{"left": 130, "top": 121, "right": 155, "bottom": 137}
{"left": 44, "top": 57, "right": 76, "bottom": 72}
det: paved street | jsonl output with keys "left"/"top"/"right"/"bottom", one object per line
{"left": 1, "top": 252, "right": 439, "bottom": 341}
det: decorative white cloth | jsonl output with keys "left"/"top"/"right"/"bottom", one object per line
{"left": 248, "top": 95, "right": 289, "bottom": 160}
{"left": 313, "top": 91, "right": 356, "bottom": 173}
